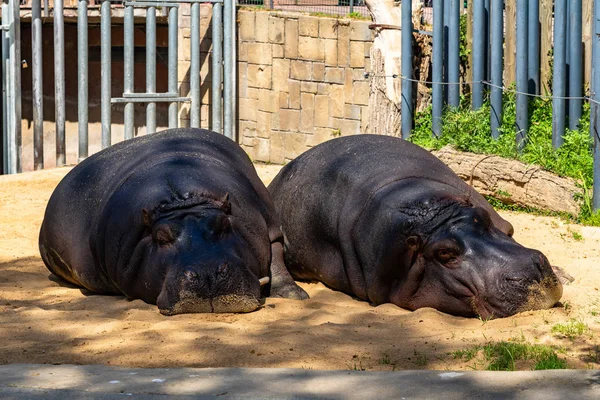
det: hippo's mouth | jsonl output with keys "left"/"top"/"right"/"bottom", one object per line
{"left": 159, "top": 293, "right": 261, "bottom": 315}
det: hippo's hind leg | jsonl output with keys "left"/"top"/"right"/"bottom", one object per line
{"left": 268, "top": 241, "right": 309, "bottom": 300}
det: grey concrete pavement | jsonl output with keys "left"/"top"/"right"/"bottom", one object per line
{"left": 0, "top": 364, "right": 599, "bottom": 399}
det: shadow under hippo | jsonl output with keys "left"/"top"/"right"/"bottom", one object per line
{"left": 39, "top": 128, "right": 307, "bottom": 315}
{"left": 268, "top": 135, "right": 563, "bottom": 319}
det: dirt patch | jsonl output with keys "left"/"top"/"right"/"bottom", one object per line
{"left": 1, "top": 166, "right": 599, "bottom": 370}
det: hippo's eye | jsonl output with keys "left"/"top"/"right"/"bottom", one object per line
{"left": 155, "top": 227, "right": 176, "bottom": 246}
{"left": 436, "top": 248, "right": 458, "bottom": 264}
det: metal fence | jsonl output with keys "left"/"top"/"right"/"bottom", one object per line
{"left": 1, "top": 0, "right": 236, "bottom": 174}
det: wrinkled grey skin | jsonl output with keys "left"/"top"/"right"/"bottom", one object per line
{"left": 268, "top": 135, "right": 562, "bottom": 319}
{"left": 39, "top": 128, "right": 307, "bottom": 315}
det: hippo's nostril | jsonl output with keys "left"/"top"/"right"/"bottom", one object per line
{"left": 505, "top": 277, "right": 525, "bottom": 283}
{"left": 217, "top": 263, "right": 229, "bottom": 276}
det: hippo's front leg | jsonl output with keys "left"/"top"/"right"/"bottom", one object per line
{"left": 269, "top": 241, "right": 309, "bottom": 300}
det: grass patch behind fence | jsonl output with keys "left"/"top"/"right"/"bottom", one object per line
{"left": 410, "top": 92, "right": 599, "bottom": 225}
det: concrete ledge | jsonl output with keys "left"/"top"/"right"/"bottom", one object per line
{"left": 0, "top": 364, "right": 599, "bottom": 399}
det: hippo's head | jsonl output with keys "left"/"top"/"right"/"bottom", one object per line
{"left": 140, "top": 194, "right": 269, "bottom": 315}
{"left": 386, "top": 198, "right": 563, "bottom": 319}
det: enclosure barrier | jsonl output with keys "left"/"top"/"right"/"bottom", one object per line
{"left": 1, "top": 0, "right": 236, "bottom": 173}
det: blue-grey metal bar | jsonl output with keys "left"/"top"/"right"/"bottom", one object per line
{"left": 527, "top": 0, "right": 540, "bottom": 95}
{"left": 101, "top": 0, "right": 111, "bottom": 149}
{"left": 401, "top": 0, "right": 413, "bottom": 139}
{"left": 515, "top": 0, "right": 528, "bottom": 150}
{"left": 124, "top": 4, "right": 134, "bottom": 140}
{"left": 78, "top": 0, "right": 89, "bottom": 161}
{"left": 592, "top": 0, "right": 600, "bottom": 210}
{"left": 54, "top": 0, "right": 65, "bottom": 166}
{"left": 432, "top": 0, "right": 443, "bottom": 137}
{"left": 146, "top": 6, "right": 157, "bottom": 134}
{"left": 2, "top": 1, "right": 8, "bottom": 174}
{"left": 484, "top": 0, "right": 490, "bottom": 81}
{"left": 442, "top": 0, "right": 449, "bottom": 104}
{"left": 190, "top": 2, "right": 200, "bottom": 128}
{"left": 224, "top": 0, "right": 234, "bottom": 139}
{"left": 569, "top": 0, "right": 583, "bottom": 131}
{"left": 11, "top": 0, "right": 21, "bottom": 173}
{"left": 168, "top": 6, "right": 178, "bottom": 129}
{"left": 32, "top": 0, "right": 43, "bottom": 169}
{"left": 472, "top": 0, "right": 484, "bottom": 109}
{"left": 552, "top": 0, "right": 567, "bottom": 148}
{"left": 490, "top": 0, "right": 503, "bottom": 140}
{"left": 447, "top": 0, "right": 460, "bottom": 108}
{"left": 212, "top": 1, "right": 223, "bottom": 133}
{"left": 112, "top": 97, "right": 190, "bottom": 104}
{"left": 349, "top": 0, "right": 354, "bottom": 15}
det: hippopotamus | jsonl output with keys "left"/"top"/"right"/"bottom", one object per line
{"left": 39, "top": 128, "right": 307, "bottom": 315}
{"left": 268, "top": 135, "right": 562, "bottom": 319}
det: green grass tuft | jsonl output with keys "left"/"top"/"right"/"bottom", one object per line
{"left": 551, "top": 319, "right": 590, "bottom": 339}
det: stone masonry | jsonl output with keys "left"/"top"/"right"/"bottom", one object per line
{"left": 237, "top": 10, "right": 373, "bottom": 164}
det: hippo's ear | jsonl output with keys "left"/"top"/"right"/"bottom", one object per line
{"left": 220, "top": 193, "right": 232, "bottom": 214}
{"left": 142, "top": 208, "right": 153, "bottom": 227}
{"left": 405, "top": 235, "right": 423, "bottom": 265}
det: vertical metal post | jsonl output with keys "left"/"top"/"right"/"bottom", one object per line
{"left": 447, "top": 0, "right": 460, "bottom": 108}
{"left": 490, "top": 0, "right": 503, "bottom": 140}
{"left": 54, "top": 0, "right": 65, "bottom": 166}
{"left": 78, "top": 0, "right": 89, "bottom": 160}
{"left": 349, "top": 0, "right": 354, "bottom": 15}
{"left": 32, "top": 0, "right": 43, "bottom": 169}
{"left": 484, "top": 0, "right": 490, "bottom": 81}
{"left": 124, "top": 4, "right": 134, "bottom": 140}
{"left": 224, "top": 0, "right": 234, "bottom": 139}
{"left": 212, "top": 1, "right": 223, "bottom": 133}
{"left": 101, "top": 0, "right": 111, "bottom": 149}
{"left": 10, "top": 0, "right": 21, "bottom": 173}
{"left": 432, "top": 0, "right": 443, "bottom": 137}
{"left": 401, "top": 0, "right": 413, "bottom": 139}
{"left": 515, "top": 0, "right": 528, "bottom": 150}
{"left": 528, "top": 0, "right": 540, "bottom": 95}
{"left": 2, "top": 1, "right": 10, "bottom": 174}
{"left": 168, "top": 6, "right": 178, "bottom": 129}
{"left": 146, "top": 6, "right": 157, "bottom": 134}
{"left": 569, "top": 0, "right": 583, "bottom": 131}
{"left": 592, "top": 0, "right": 600, "bottom": 210}
{"left": 472, "top": 0, "right": 484, "bottom": 109}
{"left": 43, "top": 0, "right": 48, "bottom": 17}
{"left": 552, "top": 0, "right": 567, "bottom": 148}
{"left": 231, "top": 1, "right": 237, "bottom": 141}
{"left": 443, "top": 0, "right": 449, "bottom": 104}
{"left": 190, "top": 3, "right": 200, "bottom": 128}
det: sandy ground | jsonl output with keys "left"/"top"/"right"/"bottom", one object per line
{"left": 1, "top": 165, "right": 599, "bottom": 371}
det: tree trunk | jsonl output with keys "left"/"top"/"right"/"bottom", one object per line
{"left": 433, "top": 146, "right": 582, "bottom": 215}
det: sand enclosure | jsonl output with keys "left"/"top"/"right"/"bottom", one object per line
{"left": 1, "top": 165, "right": 599, "bottom": 370}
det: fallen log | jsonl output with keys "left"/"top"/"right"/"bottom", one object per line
{"left": 432, "top": 146, "right": 582, "bottom": 215}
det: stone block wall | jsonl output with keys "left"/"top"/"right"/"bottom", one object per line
{"left": 237, "top": 10, "right": 373, "bottom": 164}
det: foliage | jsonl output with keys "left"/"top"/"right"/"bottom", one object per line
{"left": 551, "top": 319, "right": 590, "bottom": 340}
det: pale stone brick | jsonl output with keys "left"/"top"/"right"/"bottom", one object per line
{"left": 324, "top": 39, "right": 338, "bottom": 66}
{"left": 319, "top": 18, "right": 338, "bottom": 39}
{"left": 180, "top": 4, "right": 191, "bottom": 17}
{"left": 325, "top": 67, "right": 345, "bottom": 84}
{"left": 179, "top": 82, "right": 190, "bottom": 97}
{"left": 317, "top": 83, "right": 330, "bottom": 95}
{"left": 300, "top": 92, "right": 315, "bottom": 133}
{"left": 258, "top": 89, "right": 280, "bottom": 113}
{"left": 290, "top": 60, "right": 312, "bottom": 80}
{"left": 285, "top": 19, "right": 298, "bottom": 59}
{"left": 240, "top": 120, "right": 257, "bottom": 139}
{"left": 344, "top": 104, "right": 361, "bottom": 120}
{"left": 238, "top": 63, "right": 248, "bottom": 98}
{"left": 181, "top": 28, "right": 191, "bottom": 39}
{"left": 280, "top": 109, "right": 300, "bottom": 131}
{"left": 364, "top": 41, "right": 372, "bottom": 57}
{"left": 272, "top": 58, "right": 290, "bottom": 91}
{"left": 350, "top": 41, "right": 365, "bottom": 68}
{"left": 353, "top": 68, "right": 369, "bottom": 81}
{"left": 340, "top": 119, "right": 362, "bottom": 135}
{"left": 314, "top": 95, "right": 330, "bottom": 127}
{"left": 201, "top": 85, "right": 211, "bottom": 104}
{"left": 284, "top": 132, "right": 307, "bottom": 160}
{"left": 255, "top": 138, "right": 270, "bottom": 162}
{"left": 178, "top": 61, "right": 190, "bottom": 82}
{"left": 255, "top": 12, "right": 269, "bottom": 42}
{"left": 239, "top": 11, "right": 255, "bottom": 41}
{"left": 279, "top": 92, "right": 289, "bottom": 108}
{"left": 344, "top": 67, "right": 353, "bottom": 99}
{"left": 301, "top": 82, "right": 318, "bottom": 94}
{"left": 337, "top": 24, "right": 350, "bottom": 67}
{"left": 239, "top": 98, "right": 258, "bottom": 122}
{"left": 329, "top": 85, "right": 345, "bottom": 118}
{"left": 238, "top": 42, "right": 248, "bottom": 62}
{"left": 361, "top": 105, "right": 369, "bottom": 132}
{"left": 288, "top": 80, "right": 301, "bottom": 109}
{"left": 350, "top": 21, "right": 372, "bottom": 41}
{"left": 299, "top": 16, "right": 319, "bottom": 37}
{"left": 247, "top": 42, "right": 273, "bottom": 65}
{"left": 353, "top": 81, "right": 370, "bottom": 105}
{"left": 271, "top": 112, "right": 280, "bottom": 130}
{"left": 307, "top": 127, "right": 335, "bottom": 147}
{"left": 257, "top": 111, "right": 272, "bottom": 139}
{"left": 269, "top": 16, "right": 285, "bottom": 44}
{"left": 247, "top": 88, "right": 261, "bottom": 100}
{"left": 247, "top": 65, "right": 272, "bottom": 89}
{"left": 179, "top": 13, "right": 190, "bottom": 28}
{"left": 313, "top": 62, "right": 325, "bottom": 81}
{"left": 298, "top": 36, "right": 325, "bottom": 62}
{"left": 272, "top": 44, "right": 284, "bottom": 58}
{"left": 270, "top": 131, "right": 285, "bottom": 164}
